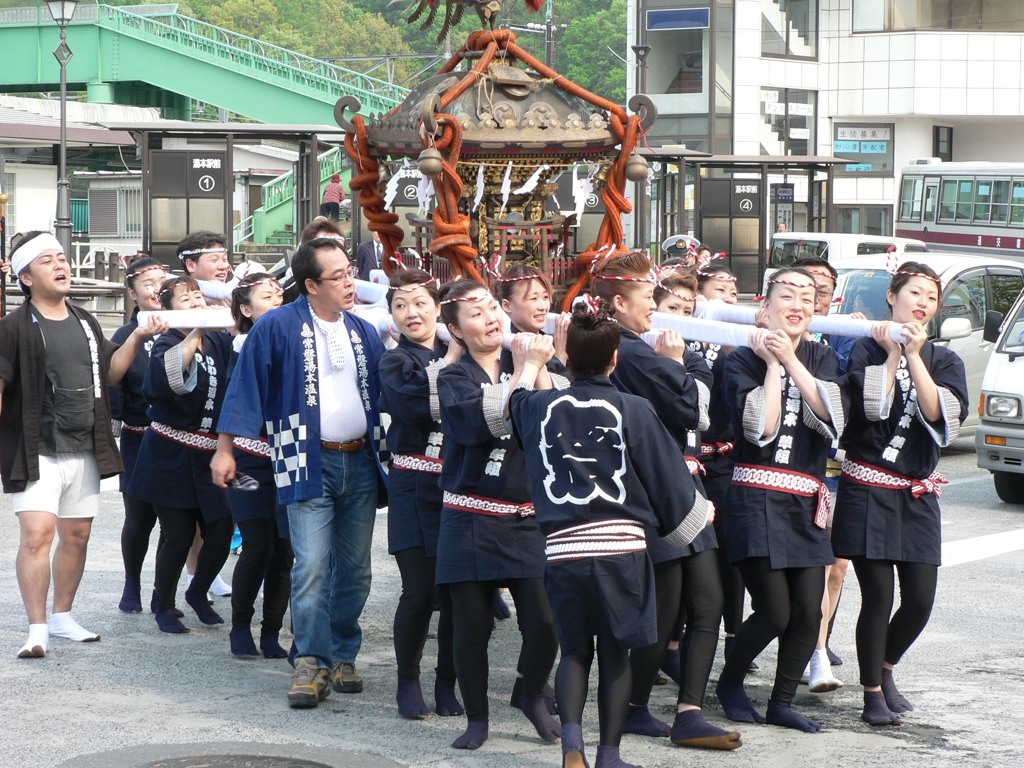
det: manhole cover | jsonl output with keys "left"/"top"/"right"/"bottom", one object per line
{"left": 135, "top": 758, "right": 333, "bottom": 768}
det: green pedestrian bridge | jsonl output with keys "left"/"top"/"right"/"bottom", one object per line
{"left": 0, "top": 3, "right": 408, "bottom": 123}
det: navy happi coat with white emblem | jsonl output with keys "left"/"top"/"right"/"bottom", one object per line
{"left": 128, "top": 328, "right": 234, "bottom": 522}
{"left": 832, "top": 338, "right": 967, "bottom": 565}
{"left": 722, "top": 341, "right": 844, "bottom": 569}
{"left": 610, "top": 326, "right": 716, "bottom": 562}
{"left": 378, "top": 335, "right": 449, "bottom": 556}
{"left": 510, "top": 374, "right": 712, "bottom": 650}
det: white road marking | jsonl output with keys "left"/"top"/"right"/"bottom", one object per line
{"left": 942, "top": 528, "right": 1024, "bottom": 567}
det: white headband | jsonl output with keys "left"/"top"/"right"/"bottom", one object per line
{"left": 11, "top": 233, "right": 64, "bottom": 277}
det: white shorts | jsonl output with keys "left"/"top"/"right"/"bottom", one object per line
{"left": 13, "top": 452, "right": 101, "bottom": 519}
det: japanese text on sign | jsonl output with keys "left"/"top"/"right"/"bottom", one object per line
{"left": 835, "top": 127, "right": 891, "bottom": 141}
{"left": 192, "top": 158, "right": 222, "bottom": 169}
{"left": 734, "top": 184, "right": 758, "bottom": 194}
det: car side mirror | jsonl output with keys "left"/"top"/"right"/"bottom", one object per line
{"left": 938, "top": 317, "right": 973, "bottom": 341}
{"left": 983, "top": 310, "right": 1004, "bottom": 343}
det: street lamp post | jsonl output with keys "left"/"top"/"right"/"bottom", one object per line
{"left": 46, "top": 0, "right": 80, "bottom": 256}
{"left": 630, "top": 44, "right": 652, "bottom": 251}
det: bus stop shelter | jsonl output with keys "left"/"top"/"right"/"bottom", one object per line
{"left": 641, "top": 151, "right": 850, "bottom": 293}
{"left": 100, "top": 121, "right": 347, "bottom": 266}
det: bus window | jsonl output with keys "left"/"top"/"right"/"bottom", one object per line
{"left": 955, "top": 179, "right": 974, "bottom": 222}
{"left": 992, "top": 179, "right": 1011, "bottom": 224}
{"left": 899, "top": 177, "right": 923, "bottom": 221}
{"left": 923, "top": 183, "right": 938, "bottom": 222}
{"left": 974, "top": 179, "right": 993, "bottom": 222}
{"left": 939, "top": 179, "right": 957, "bottom": 222}
{"left": 1011, "top": 180, "right": 1024, "bottom": 226}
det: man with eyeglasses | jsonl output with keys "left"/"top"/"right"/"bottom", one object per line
{"left": 212, "top": 237, "right": 388, "bottom": 708}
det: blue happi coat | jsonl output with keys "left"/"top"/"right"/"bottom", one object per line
{"left": 216, "top": 296, "right": 388, "bottom": 506}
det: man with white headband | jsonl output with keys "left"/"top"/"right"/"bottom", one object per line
{"left": 0, "top": 231, "right": 168, "bottom": 659}
{"left": 178, "top": 230, "right": 234, "bottom": 308}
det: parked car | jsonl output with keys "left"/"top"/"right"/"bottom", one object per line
{"left": 976, "top": 290, "right": 1024, "bottom": 503}
{"left": 831, "top": 252, "right": 1024, "bottom": 437}
{"left": 763, "top": 232, "right": 929, "bottom": 294}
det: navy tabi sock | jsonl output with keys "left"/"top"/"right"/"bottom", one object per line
{"left": 882, "top": 668, "right": 915, "bottom": 713}
{"left": 452, "top": 719, "right": 489, "bottom": 749}
{"left": 521, "top": 694, "right": 561, "bottom": 742}
{"left": 622, "top": 704, "right": 671, "bottom": 737}
{"left": 660, "top": 648, "right": 681, "bottom": 686}
{"left": 765, "top": 700, "right": 822, "bottom": 732}
{"left": 511, "top": 677, "right": 558, "bottom": 715}
{"left": 397, "top": 675, "right": 430, "bottom": 719}
{"left": 259, "top": 634, "right": 287, "bottom": 659}
{"left": 119, "top": 578, "right": 143, "bottom": 613}
{"left": 862, "top": 690, "right": 901, "bottom": 726}
{"left": 715, "top": 679, "right": 765, "bottom": 723}
{"left": 594, "top": 745, "right": 641, "bottom": 768}
{"left": 155, "top": 609, "right": 190, "bottom": 634}
{"left": 670, "top": 710, "right": 742, "bottom": 749}
{"left": 434, "top": 676, "right": 464, "bottom": 716}
{"left": 185, "top": 588, "right": 224, "bottom": 625}
{"left": 229, "top": 626, "right": 259, "bottom": 657}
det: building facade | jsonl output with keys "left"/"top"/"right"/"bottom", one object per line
{"left": 628, "top": 0, "right": 1024, "bottom": 241}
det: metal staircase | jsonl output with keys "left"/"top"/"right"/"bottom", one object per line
{"left": 0, "top": 4, "right": 408, "bottom": 123}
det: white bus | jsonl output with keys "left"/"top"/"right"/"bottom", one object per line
{"left": 896, "top": 159, "right": 1024, "bottom": 257}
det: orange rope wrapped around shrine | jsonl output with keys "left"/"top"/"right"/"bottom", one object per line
{"left": 344, "top": 114, "right": 404, "bottom": 276}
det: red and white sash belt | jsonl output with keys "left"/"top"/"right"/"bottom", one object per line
{"left": 545, "top": 518, "right": 647, "bottom": 563}
{"left": 685, "top": 456, "right": 704, "bottom": 476}
{"left": 841, "top": 458, "right": 947, "bottom": 499}
{"left": 233, "top": 435, "right": 271, "bottom": 458}
{"left": 701, "top": 441, "right": 734, "bottom": 458}
{"left": 393, "top": 453, "right": 443, "bottom": 474}
{"left": 732, "top": 463, "right": 832, "bottom": 530}
{"left": 150, "top": 421, "right": 218, "bottom": 451}
{"left": 443, "top": 491, "right": 535, "bottom": 518}
{"left": 121, "top": 424, "right": 147, "bottom": 435}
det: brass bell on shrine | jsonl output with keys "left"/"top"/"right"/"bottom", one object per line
{"left": 624, "top": 152, "right": 648, "bottom": 182}
{"left": 417, "top": 147, "right": 444, "bottom": 177}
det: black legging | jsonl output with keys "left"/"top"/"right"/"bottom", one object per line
{"left": 153, "top": 505, "right": 232, "bottom": 611}
{"left": 630, "top": 550, "right": 723, "bottom": 707}
{"left": 556, "top": 638, "right": 631, "bottom": 747}
{"left": 708, "top": 470, "right": 746, "bottom": 635}
{"left": 393, "top": 546, "right": 456, "bottom": 682}
{"left": 231, "top": 518, "right": 293, "bottom": 636}
{"left": 851, "top": 558, "right": 938, "bottom": 688}
{"left": 449, "top": 578, "right": 558, "bottom": 721}
{"left": 720, "top": 558, "right": 825, "bottom": 708}
{"left": 121, "top": 493, "right": 161, "bottom": 583}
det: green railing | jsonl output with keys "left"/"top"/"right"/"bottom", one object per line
{"left": 93, "top": 5, "right": 407, "bottom": 112}
{"left": 243, "top": 147, "right": 347, "bottom": 244}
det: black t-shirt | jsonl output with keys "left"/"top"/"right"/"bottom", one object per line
{"left": 32, "top": 308, "right": 95, "bottom": 454}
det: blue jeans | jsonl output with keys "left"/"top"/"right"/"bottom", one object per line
{"left": 287, "top": 445, "right": 379, "bottom": 669}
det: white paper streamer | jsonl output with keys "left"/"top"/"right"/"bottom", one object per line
{"left": 499, "top": 161, "right": 513, "bottom": 217}
{"left": 384, "top": 159, "right": 410, "bottom": 210}
{"left": 416, "top": 171, "right": 434, "bottom": 213}
{"left": 473, "top": 162, "right": 485, "bottom": 212}
{"left": 513, "top": 164, "right": 550, "bottom": 195}
{"left": 138, "top": 309, "right": 234, "bottom": 330}
{"left": 572, "top": 165, "right": 593, "bottom": 222}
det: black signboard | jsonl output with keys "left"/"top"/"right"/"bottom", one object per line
{"left": 731, "top": 181, "right": 761, "bottom": 217}
{"left": 188, "top": 152, "right": 227, "bottom": 198}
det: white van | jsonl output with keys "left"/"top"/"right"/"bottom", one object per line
{"left": 977, "top": 291, "right": 1024, "bottom": 503}
{"left": 763, "top": 232, "right": 929, "bottom": 294}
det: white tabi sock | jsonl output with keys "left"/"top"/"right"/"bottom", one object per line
{"left": 17, "top": 624, "right": 49, "bottom": 658}
{"left": 48, "top": 612, "right": 100, "bottom": 642}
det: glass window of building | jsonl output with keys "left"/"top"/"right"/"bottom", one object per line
{"left": 759, "top": 88, "right": 816, "bottom": 156}
{"left": 854, "top": 1, "right": 1024, "bottom": 32}
{"left": 933, "top": 126, "right": 953, "bottom": 162}
{"left": 762, "top": 0, "right": 817, "bottom": 58}
{"left": 644, "top": 4, "right": 712, "bottom": 114}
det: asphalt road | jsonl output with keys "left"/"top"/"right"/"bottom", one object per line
{"left": 0, "top": 437, "right": 1021, "bottom": 768}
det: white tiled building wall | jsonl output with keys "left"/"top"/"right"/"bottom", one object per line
{"left": 633, "top": 0, "right": 1024, "bottom": 214}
